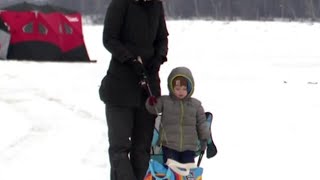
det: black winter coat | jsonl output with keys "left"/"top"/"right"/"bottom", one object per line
{"left": 101, "top": 0, "right": 169, "bottom": 107}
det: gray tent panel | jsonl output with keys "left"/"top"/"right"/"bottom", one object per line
{"left": 0, "top": 30, "right": 10, "bottom": 59}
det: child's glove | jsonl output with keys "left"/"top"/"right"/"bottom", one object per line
{"left": 200, "top": 140, "right": 207, "bottom": 151}
{"left": 148, "top": 96, "right": 157, "bottom": 106}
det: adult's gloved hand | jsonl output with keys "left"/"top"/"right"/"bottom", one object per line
{"left": 200, "top": 140, "right": 207, "bottom": 152}
{"left": 148, "top": 96, "right": 157, "bottom": 106}
{"left": 146, "top": 54, "right": 165, "bottom": 72}
{"left": 127, "top": 57, "right": 149, "bottom": 88}
{"left": 128, "top": 57, "right": 145, "bottom": 78}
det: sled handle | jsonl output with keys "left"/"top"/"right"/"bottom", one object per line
{"left": 197, "top": 150, "right": 205, "bottom": 167}
{"left": 166, "top": 159, "right": 197, "bottom": 176}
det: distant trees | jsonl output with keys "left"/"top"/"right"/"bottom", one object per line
{"left": 161, "top": 0, "right": 320, "bottom": 21}
{"left": 1, "top": 0, "right": 320, "bottom": 22}
{"left": 48, "top": 0, "right": 108, "bottom": 14}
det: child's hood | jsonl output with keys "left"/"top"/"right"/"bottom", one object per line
{"left": 167, "top": 66, "right": 195, "bottom": 98}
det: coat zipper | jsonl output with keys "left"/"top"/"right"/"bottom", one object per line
{"left": 179, "top": 101, "right": 184, "bottom": 151}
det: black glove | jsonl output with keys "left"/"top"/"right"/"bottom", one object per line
{"left": 127, "top": 57, "right": 146, "bottom": 78}
{"left": 146, "top": 54, "right": 165, "bottom": 72}
{"left": 127, "top": 57, "right": 148, "bottom": 87}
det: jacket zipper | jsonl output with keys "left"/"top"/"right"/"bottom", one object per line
{"left": 179, "top": 101, "right": 184, "bottom": 151}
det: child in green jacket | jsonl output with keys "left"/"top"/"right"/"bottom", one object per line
{"left": 146, "top": 66, "right": 209, "bottom": 164}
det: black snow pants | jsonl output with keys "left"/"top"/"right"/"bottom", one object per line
{"left": 105, "top": 104, "right": 155, "bottom": 180}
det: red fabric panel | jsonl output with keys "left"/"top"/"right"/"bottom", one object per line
{"left": 0, "top": 12, "right": 37, "bottom": 44}
{"left": 59, "top": 13, "right": 84, "bottom": 52}
{"left": 0, "top": 11, "right": 85, "bottom": 52}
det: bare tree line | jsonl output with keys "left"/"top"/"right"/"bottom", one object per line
{"left": 1, "top": 0, "right": 320, "bottom": 22}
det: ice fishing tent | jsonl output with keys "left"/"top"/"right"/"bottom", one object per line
{"left": 0, "top": 2, "right": 92, "bottom": 62}
{"left": 0, "top": 16, "right": 10, "bottom": 59}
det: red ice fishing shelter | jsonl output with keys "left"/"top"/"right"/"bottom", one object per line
{"left": 0, "top": 2, "right": 92, "bottom": 62}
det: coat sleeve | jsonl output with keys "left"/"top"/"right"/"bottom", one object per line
{"left": 154, "top": 2, "right": 169, "bottom": 63}
{"left": 196, "top": 102, "right": 210, "bottom": 140}
{"left": 102, "top": 0, "right": 135, "bottom": 63}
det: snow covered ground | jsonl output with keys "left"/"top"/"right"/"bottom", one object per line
{"left": 1, "top": 20, "right": 320, "bottom": 180}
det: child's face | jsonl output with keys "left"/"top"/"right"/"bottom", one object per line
{"left": 173, "top": 85, "right": 188, "bottom": 99}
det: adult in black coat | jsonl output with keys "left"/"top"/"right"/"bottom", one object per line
{"left": 100, "top": 0, "right": 168, "bottom": 179}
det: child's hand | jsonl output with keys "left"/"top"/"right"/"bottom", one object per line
{"left": 200, "top": 140, "right": 207, "bottom": 151}
{"left": 148, "top": 96, "right": 157, "bottom": 106}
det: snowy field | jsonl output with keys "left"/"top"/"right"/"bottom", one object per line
{"left": 1, "top": 20, "right": 320, "bottom": 180}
